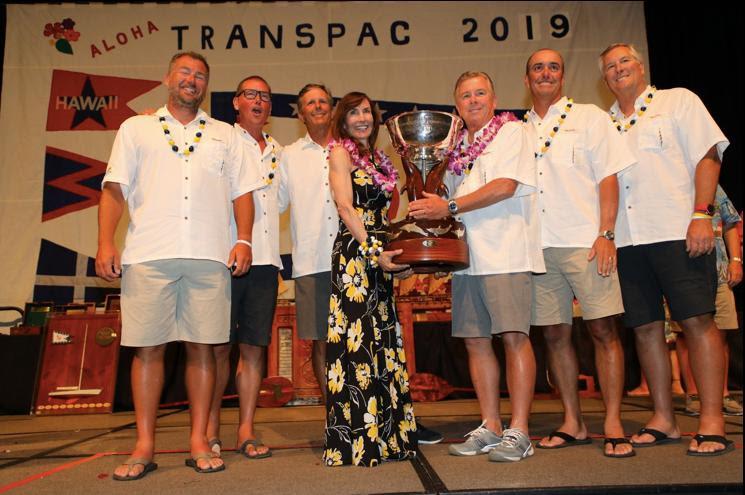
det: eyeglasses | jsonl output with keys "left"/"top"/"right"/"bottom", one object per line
{"left": 237, "top": 89, "right": 271, "bottom": 102}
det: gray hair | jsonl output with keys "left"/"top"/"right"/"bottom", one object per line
{"left": 598, "top": 43, "right": 643, "bottom": 74}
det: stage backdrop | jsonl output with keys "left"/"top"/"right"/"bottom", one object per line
{"left": 0, "top": 2, "right": 648, "bottom": 311}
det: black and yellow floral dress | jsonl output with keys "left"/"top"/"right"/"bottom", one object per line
{"left": 323, "top": 168, "right": 417, "bottom": 467}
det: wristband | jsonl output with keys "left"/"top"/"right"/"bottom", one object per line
{"left": 235, "top": 239, "right": 252, "bottom": 248}
{"left": 358, "top": 235, "right": 384, "bottom": 267}
{"left": 731, "top": 257, "right": 742, "bottom": 263}
{"left": 691, "top": 212, "right": 712, "bottom": 220}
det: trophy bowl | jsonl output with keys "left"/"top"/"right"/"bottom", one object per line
{"left": 385, "top": 111, "right": 469, "bottom": 273}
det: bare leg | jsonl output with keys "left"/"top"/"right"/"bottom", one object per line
{"left": 538, "top": 324, "right": 586, "bottom": 447}
{"left": 206, "top": 343, "right": 231, "bottom": 453}
{"left": 502, "top": 332, "right": 535, "bottom": 434}
{"left": 464, "top": 337, "right": 502, "bottom": 434}
{"left": 670, "top": 348, "right": 685, "bottom": 395}
{"left": 630, "top": 321, "right": 680, "bottom": 444}
{"left": 184, "top": 342, "right": 223, "bottom": 470}
{"left": 678, "top": 314, "right": 726, "bottom": 454}
{"left": 113, "top": 344, "right": 166, "bottom": 479}
{"left": 312, "top": 340, "right": 327, "bottom": 404}
{"left": 586, "top": 317, "right": 630, "bottom": 456}
{"left": 676, "top": 334, "right": 698, "bottom": 394}
{"left": 235, "top": 343, "right": 269, "bottom": 457}
{"left": 721, "top": 331, "right": 730, "bottom": 396}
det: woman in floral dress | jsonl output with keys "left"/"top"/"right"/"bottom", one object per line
{"left": 323, "top": 92, "right": 417, "bottom": 467}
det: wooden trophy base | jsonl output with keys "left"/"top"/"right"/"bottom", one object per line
{"left": 389, "top": 237, "right": 469, "bottom": 273}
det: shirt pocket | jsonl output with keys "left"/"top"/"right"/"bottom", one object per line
{"left": 637, "top": 116, "right": 673, "bottom": 152}
{"left": 550, "top": 132, "right": 585, "bottom": 167}
{"left": 199, "top": 138, "right": 228, "bottom": 177}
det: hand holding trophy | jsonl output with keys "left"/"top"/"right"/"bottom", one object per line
{"left": 385, "top": 111, "right": 469, "bottom": 273}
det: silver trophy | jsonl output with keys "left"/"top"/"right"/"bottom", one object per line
{"left": 385, "top": 111, "right": 469, "bottom": 273}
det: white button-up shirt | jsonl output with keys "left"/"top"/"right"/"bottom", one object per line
{"left": 524, "top": 97, "right": 635, "bottom": 248}
{"left": 103, "top": 106, "right": 262, "bottom": 266}
{"left": 450, "top": 121, "right": 545, "bottom": 276}
{"left": 611, "top": 86, "right": 729, "bottom": 247}
{"left": 278, "top": 133, "right": 338, "bottom": 278}
{"left": 231, "top": 124, "right": 283, "bottom": 268}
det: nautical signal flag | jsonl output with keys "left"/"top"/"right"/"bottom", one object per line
{"left": 46, "top": 69, "right": 160, "bottom": 131}
{"left": 34, "top": 239, "right": 120, "bottom": 304}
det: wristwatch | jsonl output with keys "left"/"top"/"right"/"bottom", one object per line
{"left": 694, "top": 203, "right": 715, "bottom": 216}
{"left": 448, "top": 199, "right": 459, "bottom": 215}
{"left": 599, "top": 230, "right": 615, "bottom": 241}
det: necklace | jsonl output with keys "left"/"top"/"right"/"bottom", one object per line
{"left": 159, "top": 116, "right": 205, "bottom": 156}
{"left": 610, "top": 86, "right": 656, "bottom": 133}
{"left": 447, "top": 112, "right": 518, "bottom": 176}
{"left": 328, "top": 138, "right": 398, "bottom": 193}
{"left": 527, "top": 98, "right": 573, "bottom": 159}
{"left": 263, "top": 133, "right": 278, "bottom": 185}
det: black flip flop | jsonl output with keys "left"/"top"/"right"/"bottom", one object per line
{"left": 112, "top": 458, "right": 158, "bottom": 481}
{"left": 237, "top": 438, "right": 272, "bottom": 459}
{"left": 630, "top": 427, "right": 681, "bottom": 447}
{"left": 604, "top": 437, "right": 636, "bottom": 458}
{"left": 686, "top": 434, "right": 735, "bottom": 457}
{"left": 185, "top": 453, "right": 226, "bottom": 473}
{"left": 536, "top": 430, "right": 592, "bottom": 449}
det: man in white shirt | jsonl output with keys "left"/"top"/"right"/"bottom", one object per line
{"left": 207, "top": 75, "right": 281, "bottom": 460}
{"left": 524, "top": 49, "right": 635, "bottom": 458}
{"left": 409, "top": 71, "right": 543, "bottom": 462}
{"left": 96, "top": 52, "right": 261, "bottom": 479}
{"left": 278, "top": 84, "right": 337, "bottom": 403}
{"left": 600, "top": 43, "right": 732, "bottom": 456}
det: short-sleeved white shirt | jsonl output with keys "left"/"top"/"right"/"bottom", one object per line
{"left": 231, "top": 124, "right": 282, "bottom": 269}
{"left": 524, "top": 97, "right": 636, "bottom": 248}
{"left": 610, "top": 86, "right": 729, "bottom": 247}
{"left": 277, "top": 134, "right": 338, "bottom": 277}
{"left": 450, "top": 121, "right": 545, "bottom": 276}
{"left": 102, "top": 106, "right": 263, "bottom": 266}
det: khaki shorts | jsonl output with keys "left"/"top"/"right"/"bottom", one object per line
{"left": 532, "top": 247, "right": 624, "bottom": 326}
{"left": 452, "top": 272, "right": 532, "bottom": 338}
{"left": 294, "top": 271, "right": 331, "bottom": 341}
{"left": 715, "top": 283, "right": 739, "bottom": 330}
{"left": 121, "top": 259, "right": 230, "bottom": 347}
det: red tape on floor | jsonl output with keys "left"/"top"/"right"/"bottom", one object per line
{"left": 0, "top": 452, "right": 110, "bottom": 493}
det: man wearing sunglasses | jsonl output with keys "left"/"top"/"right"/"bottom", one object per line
{"left": 207, "top": 76, "right": 282, "bottom": 461}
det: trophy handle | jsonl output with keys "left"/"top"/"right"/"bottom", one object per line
{"left": 423, "top": 158, "right": 449, "bottom": 198}
{"left": 400, "top": 156, "right": 425, "bottom": 202}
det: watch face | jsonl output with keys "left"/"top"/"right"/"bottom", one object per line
{"left": 448, "top": 200, "right": 458, "bottom": 213}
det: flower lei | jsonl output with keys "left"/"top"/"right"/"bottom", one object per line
{"left": 327, "top": 138, "right": 398, "bottom": 193}
{"left": 447, "top": 112, "right": 518, "bottom": 176}
{"left": 610, "top": 86, "right": 656, "bottom": 133}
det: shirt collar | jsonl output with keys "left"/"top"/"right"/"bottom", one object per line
{"left": 234, "top": 123, "right": 276, "bottom": 157}
{"left": 156, "top": 106, "right": 209, "bottom": 126}
{"left": 527, "top": 96, "right": 569, "bottom": 123}
{"left": 301, "top": 132, "right": 326, "bottom": 150}
{"left": 610, "top": 85, "right": 653, "bottom": 119}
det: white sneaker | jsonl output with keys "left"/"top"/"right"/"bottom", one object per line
{"left": 448, "top": 421, "right": 502, "bottom": 456}
{"left": 488, "top": 428, "right": 534, "bottom": 462}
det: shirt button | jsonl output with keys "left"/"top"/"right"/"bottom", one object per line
{"left": 185, "top": 196, "right": 188, "bottom": 199}
{"left": 539, "top": 172, "right": 543, "bottom": 175}
{"left": 185, "top": 177, "right": 189, "bottom": 180}
{"left": 325, "top": 182, "right": 328, "bottom": 186}
{"left": 542, "top": 209, "right": 545, "bottom": 213}
{"left": 625, "top": 186, "right": 630, "bottom": 189}
{"left": 184, "top": 216, "right": 188, "bottom": 220}
{"left": 539, "top": 190, "right": 543, "bottom": 194}
{"left": 628, "top": 206, "right": 632, "bottom": 209}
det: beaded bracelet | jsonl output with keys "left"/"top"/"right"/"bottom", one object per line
{"left": 358, "top": 235, "right": 384, "bottom": 267}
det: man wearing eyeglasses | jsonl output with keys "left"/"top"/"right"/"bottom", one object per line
{"left": 600, "top": 43, "right": 731, "bottom": 456}
{"left": 96, "top": 52, "right": 261, "bottom": 479}
{"left": 523, "top": 49, "right": 635, "bottom": 458}
{"left": 206, "top": 76, "right": 281, "bottom": 461}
